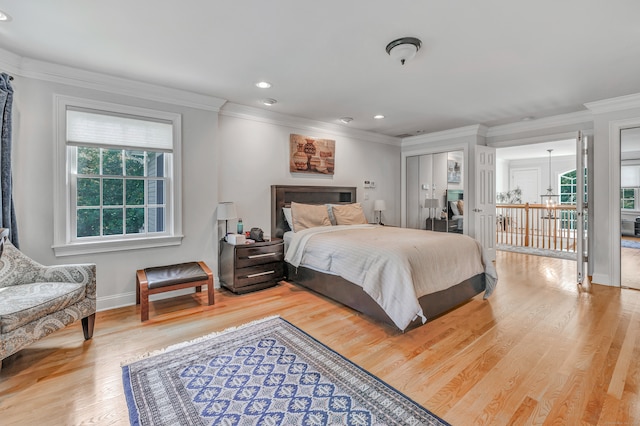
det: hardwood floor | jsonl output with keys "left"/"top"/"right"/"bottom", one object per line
{"left": 1, "top": 251, "right": 640, "bottom": 425}
{"left": 622, "top": 235, "right": 640, "bottom": 289}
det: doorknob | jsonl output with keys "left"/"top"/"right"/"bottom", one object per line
{"left": 473, "top": 208, "right": 483, "bottom": 212}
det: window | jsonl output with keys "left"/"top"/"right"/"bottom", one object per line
{"left": 621, "top": 188, "right": 637, "bottom": 210}
{"left": 54, "top": 97, "right": 182, "bottom": 256}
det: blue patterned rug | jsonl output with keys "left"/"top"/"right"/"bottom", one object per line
{"left": 122, "top": 316, "right": 449, "bottom": 425}
{"left": 622, "top": 239, "right": 640, "bottom": 249}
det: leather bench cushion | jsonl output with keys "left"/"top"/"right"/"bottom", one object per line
{"left": 0, "top": 282, "right": 86, "bottom": 333}
{"left": 144, "top": 262, "right": 208, "bottom": 289}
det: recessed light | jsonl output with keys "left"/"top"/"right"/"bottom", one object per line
{"left": 374, "top": 114, "right": 385, "bottom": 120}
{"left": 340, "top": 117, "right": 353, "bottom": 124}
{"left": 262, "top": 98, "right": 277, "bottom": 106}
{"left": 256, "top": 81, "right": 272, "bottom": 89}
{"left": 521, "top": 116, "right": 535, "bottom": 121}
{"left": 0, "top": 10, "right": 12, "bottom": 21}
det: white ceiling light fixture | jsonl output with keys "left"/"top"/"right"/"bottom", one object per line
{"left": 0, "top": 10, "right": 12, "bottom": 21}
{"left": 262, "top": 98, "right": 277, "bottom": 106}
{"left": 255, "top": 81, "right": 271, "bottom": 89}
{"left": 374, "top": 114, "right": 385, "bottom": 120}
{"left": 340, "top": 117, "right": 353, "bottom": 124}
{"left": 385, "top": 37, "right": 422, "bottom": 65}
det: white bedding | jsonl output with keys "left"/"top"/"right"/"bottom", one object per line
{"left": 285, "top": 225, "right": 497, "bottom": 330}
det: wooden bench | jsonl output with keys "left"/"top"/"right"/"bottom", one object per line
{"left": 136, "top": 261, "right": 214, "bottom": 321}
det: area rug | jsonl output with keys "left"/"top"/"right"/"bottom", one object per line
{"left": 622, "top": 239, "right": 640, "bottom": 249}
{"left": 122, "top": 316, "right": 449, "bottom": 426}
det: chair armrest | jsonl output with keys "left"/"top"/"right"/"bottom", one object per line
{"left": 36, "top": 263, "right": 97, "bottom": 300}
{"left": 0, "top": 242, "right": 96, "bottom": 299}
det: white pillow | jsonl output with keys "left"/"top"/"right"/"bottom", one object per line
{"left": 283, "top": 207, "right": 294, "bottom": 230}
{"left": 449, "top": 201, "right": 460, "bottom": 216}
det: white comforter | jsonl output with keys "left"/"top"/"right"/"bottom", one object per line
{"left": 285, "top": 225, "right": 497, "bottom": 330}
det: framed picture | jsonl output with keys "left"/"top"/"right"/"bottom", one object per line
{"left": 289, "top": 134, "right": 335, "bottom": 175}
{"left": 447, "top": 160, "right": 461, "bottom": 183}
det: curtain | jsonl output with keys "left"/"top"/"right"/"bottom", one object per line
{"left": 0, "top": 73, "right": 18, "bottom": 248}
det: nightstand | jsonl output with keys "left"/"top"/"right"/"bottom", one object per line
{"left": 426, "top": 218, "right": 458, "bottom": 233}
{"left": 219, "top": 238, "right": 285, "bottom": 294}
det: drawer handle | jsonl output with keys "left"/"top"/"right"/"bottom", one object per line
{"left": 247, "top": 253, "right": 277, "bottom": 259}
{"left": 246, "top": 270, "right": 275, "bottom": 278}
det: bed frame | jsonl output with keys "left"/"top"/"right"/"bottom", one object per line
{"left": 271, "top": 185, "right": 485, "bottom": 330}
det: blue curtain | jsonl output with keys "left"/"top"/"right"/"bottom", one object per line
{"left": 0, "top": 73, "right": 18, "bottom": 248}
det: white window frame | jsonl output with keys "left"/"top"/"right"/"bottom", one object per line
{"left": 53, "top": 95, "right": 183, "bottom": 256}
{"left": 621, "top": 187, "right": 638, "bottom": 211}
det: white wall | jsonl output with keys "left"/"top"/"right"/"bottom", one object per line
{"left": 10, "top": 75, "right": 220, "bottom": 310}
{"left": 506, "top": 154, "right": 575, "bottom": 203}
{"left": 217, "top": 106, "right": 401, "bottom": 233}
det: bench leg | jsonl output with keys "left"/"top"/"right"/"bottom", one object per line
{"left": 140, "top": 282, "right": 149, "bottom": 322}
{"left": 136, "top": 269, "right": 150, "bottom": 321}
{"left": 198, "top": 261, "right": 215, "bottom": 306}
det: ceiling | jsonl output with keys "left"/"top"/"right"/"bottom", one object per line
{"left": 1, "top": 1, "right": 640, "bottom": 137}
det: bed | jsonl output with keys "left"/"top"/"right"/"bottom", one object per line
{"left": 271, "top": 185, "right": 496, "bottom": 331}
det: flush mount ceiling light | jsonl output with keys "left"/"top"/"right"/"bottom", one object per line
{"left": 255, "top": 81, "right": 272, "bottom": 89}
{"left": 0, "top": 10, "right": 12, "bottom": 21}
{"left": 385, "top": 37, "right": 421, "bottom": 65}
{"left": 262, "top": 98, "right": 277, "bottom": 106}
{"left": 340, "top": 117, "right": 354, "bottom": 124}
{"left": 374, "top": 114, "right": 385, "bottom": 120}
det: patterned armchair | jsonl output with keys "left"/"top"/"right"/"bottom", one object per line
{"left": 0, "top": 228, "right": 96, "bottom": 368}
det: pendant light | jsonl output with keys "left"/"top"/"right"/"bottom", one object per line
{"left": 540, "top": 149, "right": 559, "bottom": 217}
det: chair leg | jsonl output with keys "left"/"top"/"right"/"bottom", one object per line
{"left": 82, "top": 313, "right": 96, "bottom": 340}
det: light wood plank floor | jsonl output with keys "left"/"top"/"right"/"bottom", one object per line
{"left": 1, "top": 251, "right": 640, "bottom": 425}
{"left": 622, "top": 235, "right": 640, "bottom": 290}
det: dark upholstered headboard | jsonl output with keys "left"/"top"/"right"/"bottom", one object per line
{"left": 270, "top": 185, "right": 357, "bottom": 238}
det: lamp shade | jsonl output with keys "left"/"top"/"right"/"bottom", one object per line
{"left": 373, "top": 200, "right": 386, "bottom": 211}
{"left": 217, "top": 202, "right": 237, "bottom": 221}
{"left": 424, "top": 198, "right": 440, "bottom": 208}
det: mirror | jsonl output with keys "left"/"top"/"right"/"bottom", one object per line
{"left": 406, "top": 150, "right": 464, "bottom": 232}
{"left": 620, "top": 128, "right": 640, "bottom": 290}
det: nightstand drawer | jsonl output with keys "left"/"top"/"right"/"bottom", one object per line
{"left": 235, "top": 262, "right": 285, "bottom": 288}
{"left": 236, "top": 243, "right": 284, "bottom": 268}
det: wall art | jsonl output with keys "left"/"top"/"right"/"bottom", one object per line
{"left": 289, "top": 134, "right": 335, "bottom": 175}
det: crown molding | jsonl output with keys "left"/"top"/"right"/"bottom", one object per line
{"left": 220, "top": 103, "right": 401, "bottom": 146}
{"left": 585, "top": 92, "right": 640, "bottom": 115}
{"left": 0, "top": 48, "right": 226, "bottom": 112}
{"left": 485, "top": 110, "right": 593, "bottom": 138}
{"left": 0, "top": 48, "right": 22, "bottom": 75}
{"left": 401, "top": 124, "right": 488, "bottom": 147}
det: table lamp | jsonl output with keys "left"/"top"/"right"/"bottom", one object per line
{"left": 373, "top": 199, "right": 387, "bottom": 225}
{"left": 217, "top": 202, "right": 237, "bottom": 240}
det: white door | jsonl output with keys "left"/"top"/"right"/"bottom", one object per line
{"left": 576, "top": 131, "right": 587, "bottom": 284}
{"left": 474, "top": 146, "right": 497, "bottom": 261}
{"left": 510, "top": 168, "right": 540, "bottom": 204}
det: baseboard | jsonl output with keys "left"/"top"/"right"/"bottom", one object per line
{"left": 96, "top": 278, "right": 221, "bottom": 312}
{"left": 591, "top": 273, "right": 613, "bottom": 286}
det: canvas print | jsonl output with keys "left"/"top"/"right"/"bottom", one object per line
{"left": 289, "top": 134, "right": 335, "bottom": 175}
{"left": 447, "top": 159, "right": 461, "bottom": 183}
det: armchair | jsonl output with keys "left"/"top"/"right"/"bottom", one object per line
{"left": 0, "top": 229, "right": 96, "bottom": 368}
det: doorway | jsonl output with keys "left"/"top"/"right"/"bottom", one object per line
{"left": 495, "top": 138, "right": 584, "bottom": 262}
{"left": 620, "top": 127, "right": 640, "bottom": 290}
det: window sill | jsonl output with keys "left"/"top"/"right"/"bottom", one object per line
{"left": 52, "top": 235, "right": 183, "bottom": 257}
